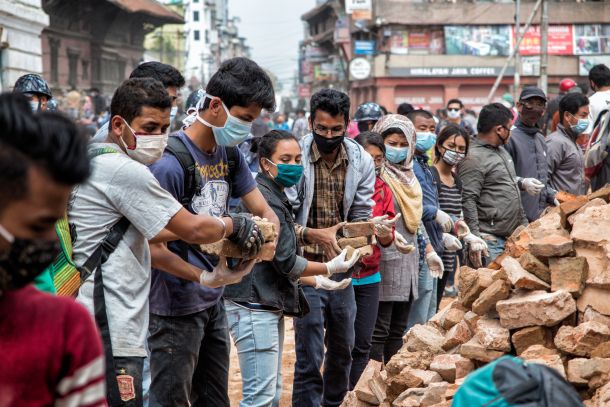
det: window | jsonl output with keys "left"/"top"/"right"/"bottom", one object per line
{"left": 194, "top": 30, "right": 200, "bottom": 41}
{"left": 67, "top": 50, "right": 79, "bottom": 89}
{"left": 81, "top": 60, "right": 89, "bottom": 80}
{"left": 49, "top": 38, "right": 60, "bottom": 83}
{"left": 205, "top": 29, "right": 209, "bottom": 43}
{"left": 193, "top": 11, "right": 199, "bottom": 21}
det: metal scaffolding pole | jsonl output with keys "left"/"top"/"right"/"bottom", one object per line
{"left": 514, "top": 0, "right": 521, "bottom": 100}
{"left": 539, "top": 0, "right": 549, "bottom": 94}
{"left": 487, "top": 0, "right": 543, "bottom": 103}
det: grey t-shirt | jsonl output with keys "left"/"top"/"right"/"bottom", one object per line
{"left": 70, "top": 143, "right": 182, "bottom": 357}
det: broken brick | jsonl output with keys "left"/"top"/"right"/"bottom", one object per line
{"left": 518, "top": 252, "right": 550, "bottom": 283}
{"left": 529, "top": 235, "right": 574, "bottom": 258}
{"left": 459, "top": 337, "right": 505, "bottom": 362}
{"left": 471, "top": 279, "right": 511, "bottom": 316}
{"left": 496, "top": 289, "right": 576, "bottom": 329}
{"left": 550, "top": 256, "right": 588, "bottom": 297}
{"left": 475, "top": 318, "right": 511, "bottom": 352}
{"left": 511, "top": 326, "right": 554, "bottom": 355}
{"left": 442, "top": 320, "right": 472, "bottom": 351}
{"left": 555, "top": 321, "right": 610, "bottom": 357}
{"left": 429, "top": 354, "right": 474, "bottom": 383}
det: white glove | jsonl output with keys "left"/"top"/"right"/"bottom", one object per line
{"left": 426, "top": 251, "right": 444, "bottom": 279}
{"left": 553, "top": 198, "right": 560, "bottom": 206}
{"left": 199, "top": 256, "right": 257, "bottom": 288}
{"left": 314, "top": 275, "right": 352, "bottom": 290}
{"left": 463, "top": 233, "right": 488, "bottom": 253}
{"left": 443, "top": 233, "right": 463, "bottom": 251}
{"left": 394, "top": 231, "right": 415, "bottom": 254}
{"left": 371, "top": 213, "right": 401, "bottom": 239}
{"left": 454, "top": 220, "right": 471, "bottom": 238}
{"left": 325, "top": 248, "right": 360, "bottom": 275}
{"left": 435, "top": 210, "right": 454, "bottom": 233}
{"left": 521, "top": 178, "right": 544, "bottom": 196}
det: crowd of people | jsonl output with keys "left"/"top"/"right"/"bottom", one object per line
{"left": 1, "top": 57, "right": 610, "bottom": 407}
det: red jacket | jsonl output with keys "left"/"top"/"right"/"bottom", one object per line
{"left": 357, "top": 176, "right": 395, "bottom": 279}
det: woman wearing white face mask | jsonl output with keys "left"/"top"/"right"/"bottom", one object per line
{"left": 431, "top": 124, "right": 487, "bottom": 302}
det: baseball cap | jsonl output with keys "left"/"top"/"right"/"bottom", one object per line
{"left": 519, "top": 87, "right": 547, "bottom": 101}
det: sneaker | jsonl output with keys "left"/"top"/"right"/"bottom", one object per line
{"left": 444, "top": 285, "right": 458, "bottom": 298}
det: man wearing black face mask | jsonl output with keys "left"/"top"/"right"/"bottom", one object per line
{"left": 286, "top": 89, "right": 375, "bottom": 407}
{"left": 504, "top": 87, "right": 558, "bottom": 222}
{"left": 0, "top": 93, "right": 107, "bottom": 406}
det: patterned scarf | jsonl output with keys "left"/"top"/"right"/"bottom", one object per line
{"left": 373, "top": 115, "right": 423, "bottom": 233}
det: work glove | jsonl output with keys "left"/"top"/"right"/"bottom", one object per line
{"left": 553, "top": 198, "right": 560, "bottom": 206}
{"left": 371, "top": 213, "right": 401, "bottom": 239}
{"left": 521, "top": 178, "right": 545, "bottom": 196}
{"left": 325, "top": 248, "right": 360, "bottom": 275}
{"left": 227, "top": 213, "right": 265, "bottom": 258}
{"left": 314, "top": 275, "right": 352, "bottom": 290}
{"left": 454, "top": 220, "right": 471, "bottom": 238}
{"left": 435, "top": 209, "right": 454, "bottom": 233}
{"left": 443, "top": 233, "right": 463, "bottom": 251}
{"left": 200, "top": 256, "right": 257, "bottom": 288}
{"left": 426, "top": 251, "right": 444, "bottom": 279}
{"left": 394, "top": 231, "right": 415, "bottom": 254}
{"left": 464, "top": 233, "right": 489, "bottom": 268}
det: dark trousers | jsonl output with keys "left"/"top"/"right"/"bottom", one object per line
{"left": 148, "top": 301, "right": 230, "bottom": 407}
{"left": 370, "top": 301, "right": 411, "bottom": 364}
{"left": 292, "top": 283, "right": 356, "bottom": 407}
{"left": 349, "top": 282, "right": 380, "bottom": 389}
{"left": 108, "top": 357, "right": 144, "bottom": 407}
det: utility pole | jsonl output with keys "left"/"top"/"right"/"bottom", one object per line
{"left": 514, "top": 0, "right": 521, "bottom": 100}
{"left": 539, "top": 0, "right": 549, "bottom": 94}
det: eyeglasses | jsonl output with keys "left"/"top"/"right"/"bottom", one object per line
{"left": 520, "top": 100, "right": 546, "bottom": 109}
{"left": 313, "top": 123, "right": 345, "bottom": 137}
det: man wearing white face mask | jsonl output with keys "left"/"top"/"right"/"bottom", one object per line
{"left": 147, "top": 57, "right": 281, "bottom": 406}
{"left": 91, "top": 61, "right": 185, "bottom": 142}
{"left": 70, "top": 78, "right": 261, "bottom": 406}
{"left": 437, "top": 99, "right": 476, "bottom": 137}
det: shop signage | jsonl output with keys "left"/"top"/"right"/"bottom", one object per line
{"left": 389, "top": 66, "right": 515, "bottom": 77}
{"left": 349, "top": 57, "right": 372, "bottom": 80}
{"left": 354, "top": 40, "right": 376, "bottom": 55}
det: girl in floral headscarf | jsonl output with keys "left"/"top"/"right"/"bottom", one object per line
{"left": 368, "top": 114, "right": 441, "bottom": 363}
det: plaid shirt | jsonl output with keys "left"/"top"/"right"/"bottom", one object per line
{"left": 302, "top": 142, "right": 348, "bottom": 262}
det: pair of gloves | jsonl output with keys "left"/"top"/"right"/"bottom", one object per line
{"left": 437, "top": 214, "right": 490, "bottom": 274}
{"left": 314, "top": 247, "right": 361, "bottom": 290}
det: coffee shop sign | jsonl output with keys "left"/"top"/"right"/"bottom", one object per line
{"left": 391, "top": 66, "right": 514, "bottom": 77}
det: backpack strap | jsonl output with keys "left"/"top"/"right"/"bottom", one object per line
{"left": 165, "top": 136, "right": 202, "bottom": 208}
{"left": 430, "top": 165, "right": 443, "bottom": 198}
{"left": 225, "top": 146, "right": 238, "bottom": 210}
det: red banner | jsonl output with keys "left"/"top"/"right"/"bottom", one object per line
{"left": 514, "top": 25, "right": 574, "bottom": 55}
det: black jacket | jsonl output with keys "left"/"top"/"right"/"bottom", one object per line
{"left": 223, "top": 173, "right": 309, "bottom": 317}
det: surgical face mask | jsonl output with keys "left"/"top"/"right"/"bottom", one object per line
{"left": 121, "top": 119, "right": 168, "bottom": 165}
{"left": 0, "top": 223, "right": 61, "bottom": 295}
{"left": 29, "top": 101, "right": 40, "bottom": 112}
{"left": 385, "top": 145, "right": 409, "bottom": 164}
{"left": 415, "top": 131, "right": 437, "bottom": 152}
{"left": 169, "top": 106, "right": 178, "bottom": 127}
{"left": 569, "top": 115, "right": 589, "bottom": 135}
{"left": 447, "top": 108, "right": 461, "bottom": 120}
{"left": 195, "top": 94, "right": 252, "bottom": 147}
{"left": 442, "top": 149, "right": 466, "bottom": 166}
{"left": 265, "top": 158, "right": 303, "bottom": 188}
{"left": 313, "top": 132, "right": 344, "bottom": 154}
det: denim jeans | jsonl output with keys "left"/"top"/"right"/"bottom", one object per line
{"left": 349, "top": 282, "right": 380, "bottom": 389}
{"left": 481, "top": 233, "right": 506, "bottom": 264}
{"left": 108, "top": 357, "right": 144, "bottom": 407}
{"left": 292, "top": 283, "right": 356, "bottom": 407}
{"left": 148, "top": 301, "right": 230, "bottom": 407}
{"left": 225, "top": 301, "right": 284, "bottom": 407}
{"left": 406, "top": 261, "right": 434, "bottom": 331}
{"left": 370, "top": 301, "right": 411, "bottom": 364}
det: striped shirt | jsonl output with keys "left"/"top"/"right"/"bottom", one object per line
{"left": 303, "top": 143, "right": 348, "bottom": 262}
{"left": 438, "top": 181, "right": 463, "bottom": 274}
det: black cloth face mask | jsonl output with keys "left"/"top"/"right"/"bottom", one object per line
{"left": 0, "top": 224, "right": 60, "bottom": 296}
{"left": 313, "top": 132, "right": 344, "bottom": 154}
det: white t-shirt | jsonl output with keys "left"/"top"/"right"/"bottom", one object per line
{"left": 586, "top": 89, "right": 610, "bottom": 134}
{"left": 70, "top": 143, "right": 182, "bottom": 357}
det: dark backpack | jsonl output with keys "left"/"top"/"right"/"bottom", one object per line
{"left": 453, "top": 356, "right": 583, "bottom": 407}
{"left": 163, "top": 135, "right": 238, "bottom": 261}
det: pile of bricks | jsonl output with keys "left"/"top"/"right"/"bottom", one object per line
{"left": 342, "top": 185, "right": 610, "bottom": 407}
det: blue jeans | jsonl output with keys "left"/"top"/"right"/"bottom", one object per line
{"left": 480, "top": 233, "right": 506, "bottom": 264}
{"left": 292, "top": 284, "right": 356, "bottom": 407}
{"left": 225, "top": 301, "right": 284, "bottom": 407}
{"left": 406, "top": 261, "right": 435, "bottom": 331}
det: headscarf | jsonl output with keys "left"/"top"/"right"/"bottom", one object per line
{"left": 372, "top": 114, "right": 423, "bottom": 233}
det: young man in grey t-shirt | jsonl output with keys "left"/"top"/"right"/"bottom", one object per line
{"left": 70, "top": 78, "right": 263, "bottom": 406}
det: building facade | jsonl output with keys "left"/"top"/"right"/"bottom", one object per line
{"left": 41, "top": 0, "right": 182, "bottom": 96}
{"left": 183, "top": 0, "right": 250, "bottom": 89}
{"left": 0, "top": 0, "right": 49, "bottom": 92}
{"left": 300, "top": 0, "right": 610, "bottom": 113}
{"left": 144, "top": 0, "right": 187, "bottom": 75}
